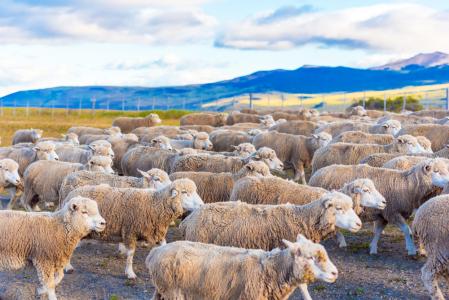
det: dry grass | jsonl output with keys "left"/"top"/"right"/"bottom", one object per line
{"left": 0, "top": 108, "right": 186, "bottom": 146}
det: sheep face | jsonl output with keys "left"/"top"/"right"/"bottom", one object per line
{"left": 311, "top": 132, "right": 332, "bottom": 148}
{"left": 87, "top": 156, "right": 114, "bottom": 174}
{"left": 89, "top": 145, "right": 114, "bottom": 159}
{"left": 242, "top": 161, "right": 271, "bottom": 177}
{"left": 66, "top": 196, "right": 106, "bottom": 233}
{"left": 138, "top": 168, "right": 171, "bottom": 190}
{"left": 326, "top": 192, "right": 362, "bottom": 233}
{"left": 63, "top": 133, "right": 80, "bottom": 145}
{"left": 151, "top": 136, "right": 173, "bottom": 151}
{"left": 252, "top": 147, "right": 284, "bottom": 171}
{"left": 30, "top": 129, "right": 43, "bottom": 141}
{"left": 416, "top": 136, "right": 433, "bottom": 153}
{"left": 193, "top": 133, "right": 213, "bottom": 150}
{"left": 259, "top": 115, "right": 276, "bottom": 127}
{"left": 284, "top": 234, "right": 338, "bottom": 283}
{"left": 216, "top": 113, "right": 228, "bottom": 126}
{"left": 33, "top": 142, "right": 59, "bottom": 161}
{"left": 381, "top": 120, "right": 401, "bottom": 136}
{"left": 426, "top": 159, "right": 449, "bottom": 188}
{"left": 0, "top": 159, "right": 20, "bottom": 186}
{"left": 170, "top": 179, "right": 204, "bottom": 211}
{"left": 394, "top": 135, "right": 423, "bottom": 154}
{"left": 232, "top": 143, "right": 256, "bottom": 157}
{"left": 147, "top": 113, "right": 162, "bottom": 124}
{"left": 348, "top": 179, "right": 386, "bottom": 210}
{"left": 104, "top": 126, "right": 122, "bottom": 136}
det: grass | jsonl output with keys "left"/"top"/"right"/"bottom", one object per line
{"left": 0, "top": 108, "right": 191, "bottom": 145}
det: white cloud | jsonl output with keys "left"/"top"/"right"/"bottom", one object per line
{"left": 0, "top": 0, "right": 217, "bottom": 45}
{"left": 215, "top": 3, "right": 449, "bottom": 54}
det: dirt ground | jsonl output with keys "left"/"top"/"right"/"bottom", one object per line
{"left": 0, "top": 222, "right": 446, "bottom": 300}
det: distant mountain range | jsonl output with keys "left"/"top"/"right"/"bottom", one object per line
{"left": 2, "top": 52, "right": 449, "bottom": 111}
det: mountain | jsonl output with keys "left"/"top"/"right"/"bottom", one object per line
{"left": 2, "top": 54, "right": 449, "bottom": 111}
{"left": 371, "top": 52, "right": 449, "bottom": 71}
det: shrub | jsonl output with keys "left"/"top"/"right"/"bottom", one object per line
{"left": 350, "top": 96, "right": 423, "bottom": 112}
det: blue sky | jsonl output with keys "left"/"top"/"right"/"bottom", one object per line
{"left": 0, "top": 0, "right": 448, "bottom": 96}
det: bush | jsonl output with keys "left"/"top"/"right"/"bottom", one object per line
{"left": 350, "top": 96, "right": 423, "bottom": 112}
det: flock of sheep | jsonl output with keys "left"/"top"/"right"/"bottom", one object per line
{"left": 1, "top": 107, "right": 449, "bottom": 299}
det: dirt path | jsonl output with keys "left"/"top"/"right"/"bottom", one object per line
{"left": 0, "top": 225, "right": 445, "bottom": 300}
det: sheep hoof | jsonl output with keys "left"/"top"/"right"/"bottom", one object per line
{"left": 126, "top": 273, "right": 137, "bottom": 280}
{"left": 338, "top": 242, "right": 347, "bottom": 248}
{"left": 64, "top": 265, "right": 74, "bottom": 274}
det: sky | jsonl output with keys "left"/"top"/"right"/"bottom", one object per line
{"left": 0, "top": 0, "right": 448, "bottom": 96}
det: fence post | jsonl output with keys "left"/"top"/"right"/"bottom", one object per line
{"left": 446, "top": 88, "right": 449, "bottom": 111}
{"left": 78, "top": 98, "right": 82, "bottom": 116}
{"left": 91, "top": 97, "right": 96, "bottom": 116}
{"left": 249, "top": 93, "right": 253, "bottom": 109}
{"left": 402, "top": 93, "right": 406, "bottom": 112}
{"left": 383, "top": 93, "right": 387, "bottom": 112}
{"left": 26, "top": 100, "right": 29, "bottom": 118}
{"left": 362, "top": 92, "right": 366, "bottom": 109}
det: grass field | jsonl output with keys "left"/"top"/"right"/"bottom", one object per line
{"left": 0, "top": 108, "right": 189, "bottom": 145}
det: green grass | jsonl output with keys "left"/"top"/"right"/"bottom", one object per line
{"left": 0, "top": 108, "right": 192, "bottom": 145}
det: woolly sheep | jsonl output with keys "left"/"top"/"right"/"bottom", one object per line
{"left": 411, "top": 110, "right": 449, "bottom": 119}
{"left": 78, "top": 130, "right": 122, "bottom": 145}
{"left": 268, "top": 120, "right": 321, "bottom": 136}
{"left": 311, "top": 135, "right": 425, "bottom": 174}
{"left": 146, "top": 235, "right": 338, "bottom": 300}
{"left": 412, "top": 194, "right": 449, "bottom": 300}
{"left": 180, "top": 124, "right": 215, "bottom": 133}
{"left": 331, "top": 131, "right": 394, "bottom": 145}
{"left": 0, "top": 141, "right": 59, "bottom": 175}
{"left": 398, "top": 124, "right": 449, "bottom": 151}
{"left": 0, "top": 196, "right": 105, "bottom": 300}
{"left": 68, "top": 126, "right": 121, "bottom": 137}
{"left": 226, "top": 112, "right": 262, "bottom": 125}
{"left": 12, "top": 129, "right": 43, "bottom": 145}
{"left": 21, "top": 156, "right": 114, "bottom": 211}
{"left": 369, "top": 119, "right": 401, "bottom": 135}
{"left": 315, "top": 121, "right": 371, "bottom": 136}
{"left": 0, "top": 159, "right": 21, "bottom": 209}
{"left": 169, "top": 132, "right": 213, "bottom": 150}
{"left": 308, "top": 159, "right": 449, "bottom": 255}
{"left": 39, "top": 133, "right": 80, "bottom": 146}
{"left": 382, "top": 156, "right": 430, "bottom": 170}
{"left": 180, "top": 191, "right": 361, "bottom": 250}
{"left": 59, "top": 168, "right": 171, "bottom": 204}
{"left": 171, "top": 147, "right": 284, "bottom": 174}
{"left": 112, "top": 113, "right": 162, "bottom": 133}
{"left": 180, "top": 112, "right": 228, "bottom": 127}
{"left": 209, "top": 129, "right": 253, "bottom": 152}
{"left": 55, "top": 144, "right": 113, "bottom": 164}
{"left": 106, "top": 134, "right": 139, "bottom": 174}
{"left": 169, "top": 161, "right": 271, "bottom": 203}
{"left": 63, "top": 178, "right": 203, "bottom": 279}
{"left": 253, "top": 131, "right": 332, "bottom": 183}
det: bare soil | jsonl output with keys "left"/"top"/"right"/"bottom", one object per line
{"left": 0, "top": 222, "right": 446, "bottom": 300}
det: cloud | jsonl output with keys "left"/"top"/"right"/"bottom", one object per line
{"left": 0, "top": 0, "right": 217, "bottom": 45}
{"left": 215, "top": 3, "right": 449, "bottom": 53}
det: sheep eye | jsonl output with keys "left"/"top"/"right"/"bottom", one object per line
{"left": 336, "top": 207, "right": 342, "bottom": 211}
{"left": 154, "top": 178, "right": 160, "bottom": 181}
{"left": 363, "top": 189, "right": 369, "bottom": 193}
{"left": 81, "top": 211, "right": 88, "bottom": 215}
{"left": 434, "top": 170, "right": 439, "bottom": 173}
{"left": 181, "top": 191, "right": 187, "bottom": 194}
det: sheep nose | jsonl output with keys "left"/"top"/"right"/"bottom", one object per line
{"left": 331, "top": 271, "right": 338, "bottom": 277}
{"left": 100, "top": 221, "right": 106, "bottom": 226}
{"left": 356, "top": 221, "right": 362, "bottom": 228}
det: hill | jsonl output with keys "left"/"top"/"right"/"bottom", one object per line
{"left": 2, "top": 53, "right": 449, "bottom": 111}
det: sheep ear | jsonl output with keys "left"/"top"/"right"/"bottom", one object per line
{"left": 397, "top": 137, "right": 405, "bottom": 144}
{"left": 323, "top": 199, "right": 333, "bottom": 208}
{"left": 151, "top": 139, "right": 158, "bottom": 144}
{"left": 70, "top": 203, "right": 79, "bottom": 212}
{"left": 312, "top": 134, "right": 318, "bottom": 139}
{"left": 32, "top": 147, "right": 40, "bottom": 152}
{"left": 171, "top": 189, "right": 179, "bottom": 198}
{"left": 423, "top": 164, "right": 432, "bottom": 174}
{"left": 245, "top": 164, "right": 254, "bottom": 171}
{"left": 296, "top": 234, "right": 307, "bottom": 243}
{"left": 282, "top": 239, "right": 295, "bottom": 249}
{"left": 138, "top": 169, "right": 151, "bottom": 179}
{"left": 88, "top": 145, "right": 96, "bottom": 151}
{"left": 382, "top": 124, "right": 389, "bottom": 128}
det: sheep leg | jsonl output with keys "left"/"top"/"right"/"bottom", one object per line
{"left": 335, "top": 231, "right": 347, "bottom": 248}
{"left": 34, "top": 261, "right": 57, "bottom": 300}
{"left": 421, "top": 262, "right": 444, "bottom": 300}
{"left": 118, "top": 243, "right": 127, "bottom": 257}
{"left": 54, "top": 268, "right": 64, "bottom": 286}
{"left": 394, "top": 217, "right": 417, "bottom": 255}
{"left": 124, "top": 243, "right": 137, "bottom": 279}
{"left": 293, "top": 163, "right": 306, "bottom": 184}
{"left": 298, "top": 283, "right": 312, "bottom": 300}
{"left": 5, "top": 186, "right": 18, "bottom": 209}
{"left": 369, "top": 219, "right": 387, "bottom": 255}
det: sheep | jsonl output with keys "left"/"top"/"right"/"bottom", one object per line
{"left": 226, "top": 112, "right": 262, "bottom": 125}
{"left": 39, "top": 133, "right": 80, "bottom": 146}
{"left": 12, "top": 129, "right": 43, "bottom": 145}
{"left": 78, "top": 130, "right": 122, "bottom": 145}
{"left": 315, "top": 121, "right": 371, "bottom": 137}
{"left": 169, "top": 132, "right": 213, "bottom": 150}
{"left": 0, "top": 196, "right": 105, "bottom": 300}
{"left": 121, "top": 145, "right": 189, "bottom": 176}
{"left": 0, "top": 159, "right": 22, "bottom": 209}
{"left": 142, "top": 135, "right": 173, "bottom": 150}
{"left": 132, "top": 125, "right": 184, "bottom": 138}
{"left": 398, "top": 124, "right": 449, "bottom": 151}
{"left": 411, "top": 110, "right": 449, "bottom": 119}
{"left": 412, "top": 194, "right": 449, "bottom": 300}
{"left": 146, "top": 235, "right": 338, "bottom": 300}
{"left": 209, "top": 129, "right": 253, "bottom": 152}
{"left": 68, "top": 126, "right": 121, "bottom": 137}
{"left": 311, "top": 135, "right": 425, "bottom": 174}
{"left": 382, "top": 156, "right": 430, "bottom": 170}
{"left": 377, "top": 114, "right": 437, "bottom": 125}
{"left": 253, "top": 131, "right": 332, "bottom": 183}
{"left": 106, "top": 134, "right": 139, "bottom": 173}
{"left": 170, "top": 161, "right": 270, "bottom": 203}
{"left": 55, "top": 144, "right": 113, "bottom": 164}
{"left": 181, "top": 191, "right": 361, "bottom": 251}
{"left": 180, "top": 124, "right": 215, "bottom": 133}
{"left": 308, "top": 159, "right": 449, "bottom": 255}
{"left": 416, "top": 135, "right": 434, "bottom": 153}
{"left": 0, "top": 141, "right": 59, "bottom": 175}
{"left": 225, "top": 142, "right": 256, "bottom": 157}
{"left": 63, "top": 178, "right": 203, "bottom": 279}
{"left": 21, "top": 156, "right": 114, "bottom": 211}
{"left": 59, "top": 168, "right": 171, "bottom": 204}
{"left": 230, "top": 176, "right": 328, "bottom": 205}
{"left": 268, "top": 120, "right": 320, "bottom": 136}
{"left": 331, "top": 131, "right": 394, "bottom": 145}
{"left": 180, "top": 112, "right": 228, "bottom": 127}
{"left": 112, "top": 113, "right": 162, "bottom": 133}
{"left": 171, "top": 147, "right": 284, "bottom": 174}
